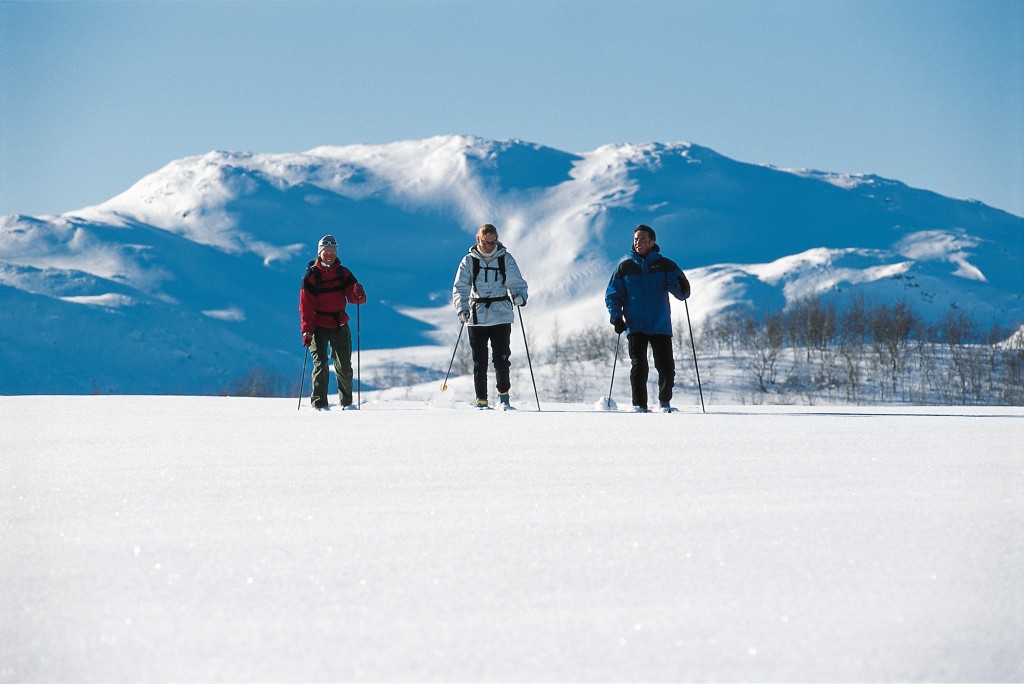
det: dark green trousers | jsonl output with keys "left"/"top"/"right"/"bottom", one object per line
{"left": 310, "top": 325, "right": 353, "bottom": 407}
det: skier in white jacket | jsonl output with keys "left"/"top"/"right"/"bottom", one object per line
{"left": 452, "top": 223, "right": 529, "bottom": 409}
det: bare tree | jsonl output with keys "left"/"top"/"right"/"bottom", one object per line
{"left": 748, "top": 310, "right": 784, "bottom": 393}
{"left": 221, "top": 366, "right": 287, "bottom": 397}
{"left": 870, "top": 299, "right": 919, "bottom": 398}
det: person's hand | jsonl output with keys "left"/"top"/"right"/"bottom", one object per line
{"left": 352, "top": 282, "right": 365, "bottom": 299}
{"left": 511, "top": 293, "right": 526, "bottom": 307}
{"left": 302, "top": 332, "right": 313, "bottom": 347}
{"left": 678, "top": 274, "right": 691, "bottom": 299}
{"left": 613, "top": 317, "right": 627, "bottom": 334}
{"left": 458, "top": 310, "right": 471, "bottom": 324}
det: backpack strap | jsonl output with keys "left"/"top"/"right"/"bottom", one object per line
{"left": 302, "top": 260, "right": 322, "bottom": 294}
{"left": 468, "top": 255, "right": 510, "bottom": 324}
{"left": 469, "top": 255, "right": 507, "bottom": 292}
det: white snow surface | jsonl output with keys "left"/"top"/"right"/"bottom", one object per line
{"left": 2, "top": 396, "right": 1022, "bottom": 682}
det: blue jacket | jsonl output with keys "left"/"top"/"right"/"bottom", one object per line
{"left": 605, "top": 246, "right": 689, "bottom": 335}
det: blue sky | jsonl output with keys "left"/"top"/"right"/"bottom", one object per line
{"left": 2, "top": 0, "right": 1022, "bottom": 217}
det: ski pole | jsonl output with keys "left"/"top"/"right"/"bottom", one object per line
{"left": 607, "top": 332, "right": 621, "bottom": 409}
{"left": 297, "top": 346, "right": 309, "bottom": 411}
{"left": 684, "top": 299, "right": 706, "bottom": 413}
{"left": 356, "top": 302, "right": 361, "bottom": 409}
{"left": 440, "top": 322, "right": 466, "bottom": 392}
{"left": 517, "top": 305, "right": 541, "bottom": 411}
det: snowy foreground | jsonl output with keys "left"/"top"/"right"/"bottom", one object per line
{"left": 2, "top": 396, "right": 1022, "bottom": 683}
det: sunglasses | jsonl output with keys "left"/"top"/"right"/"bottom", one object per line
{"left": 481, "top": 238, "right": 498, "bottom": 246}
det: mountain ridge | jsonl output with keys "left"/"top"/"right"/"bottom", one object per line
{"left": 2, "top": 135, "right": 1021, "bottom": 394}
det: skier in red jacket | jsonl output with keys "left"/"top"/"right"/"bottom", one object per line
{"left": 299, "top": 235, "right": 367, "bottom": 410}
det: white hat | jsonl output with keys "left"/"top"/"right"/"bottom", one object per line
{"left": 318, "top": 235, "right": 337, "bottom": 252}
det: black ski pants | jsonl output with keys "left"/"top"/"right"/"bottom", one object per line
{"left": 628, "top": 332, "right": 675, "bottom": 409}
{"left": 468, "top": 323, "right": 512, "bottom": 401}
{"left": 310, "top": 325, "right": 354, "bottom": 407}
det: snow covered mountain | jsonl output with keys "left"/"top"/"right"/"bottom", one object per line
{"left": 2, "top": 135, "right": 1022, "bottom": 395}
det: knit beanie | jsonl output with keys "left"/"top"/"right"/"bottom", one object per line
{"left": 318, "top": 235, "right": 337, "bottom": 252}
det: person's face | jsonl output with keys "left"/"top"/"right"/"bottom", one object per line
{"left": 319, "top": 246, "right": 337, "bottom": 263}
{"left": 477, "top": 233, "right": 498, "bottom": 254}
{"left": 633, "top": 231, "right": 653, "bottom": 257}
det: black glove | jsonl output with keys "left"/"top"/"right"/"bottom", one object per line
{"left": 678, "top": 274, "right": 691, "bottom": 299}
{"left": 613, "top": 317, "right": 627, "bottom": 334}
{"left": 458, "top": 310, "right": 471, "bottom": 324}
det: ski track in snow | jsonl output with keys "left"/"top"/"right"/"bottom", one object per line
{"left": 1, "top": 396, "right": 1022, "bottom": 682}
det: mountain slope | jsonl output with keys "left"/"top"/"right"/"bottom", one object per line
{"left": 2, "top": 135, "right": 1021, "bottom": 394}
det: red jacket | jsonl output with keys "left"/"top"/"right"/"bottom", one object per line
{"left": 299, "top": 258, "right": 367, "bottom": 332}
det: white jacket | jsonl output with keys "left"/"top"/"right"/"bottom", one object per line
{"left": 452, "top": 243, "right": 528, "bottom": 326}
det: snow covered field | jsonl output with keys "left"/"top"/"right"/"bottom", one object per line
{"left": 2, "top": 395, "right": 1022, "bottom": 682}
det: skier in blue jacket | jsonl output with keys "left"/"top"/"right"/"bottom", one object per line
{"left": 605, "top": 224, "right": 691, "bottom": 412}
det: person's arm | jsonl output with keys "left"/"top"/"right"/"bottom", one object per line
{"left": 452, "top": 256, "right": 473, "bottom": 319}
{"left": 605, "top": 265, "right": 627, "bottom": 326}
{"left": 504, "top": 254, "right": 528, "bottom": 305}
{"left": 345, "top": 272, "right": 367, "bottom": 305}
